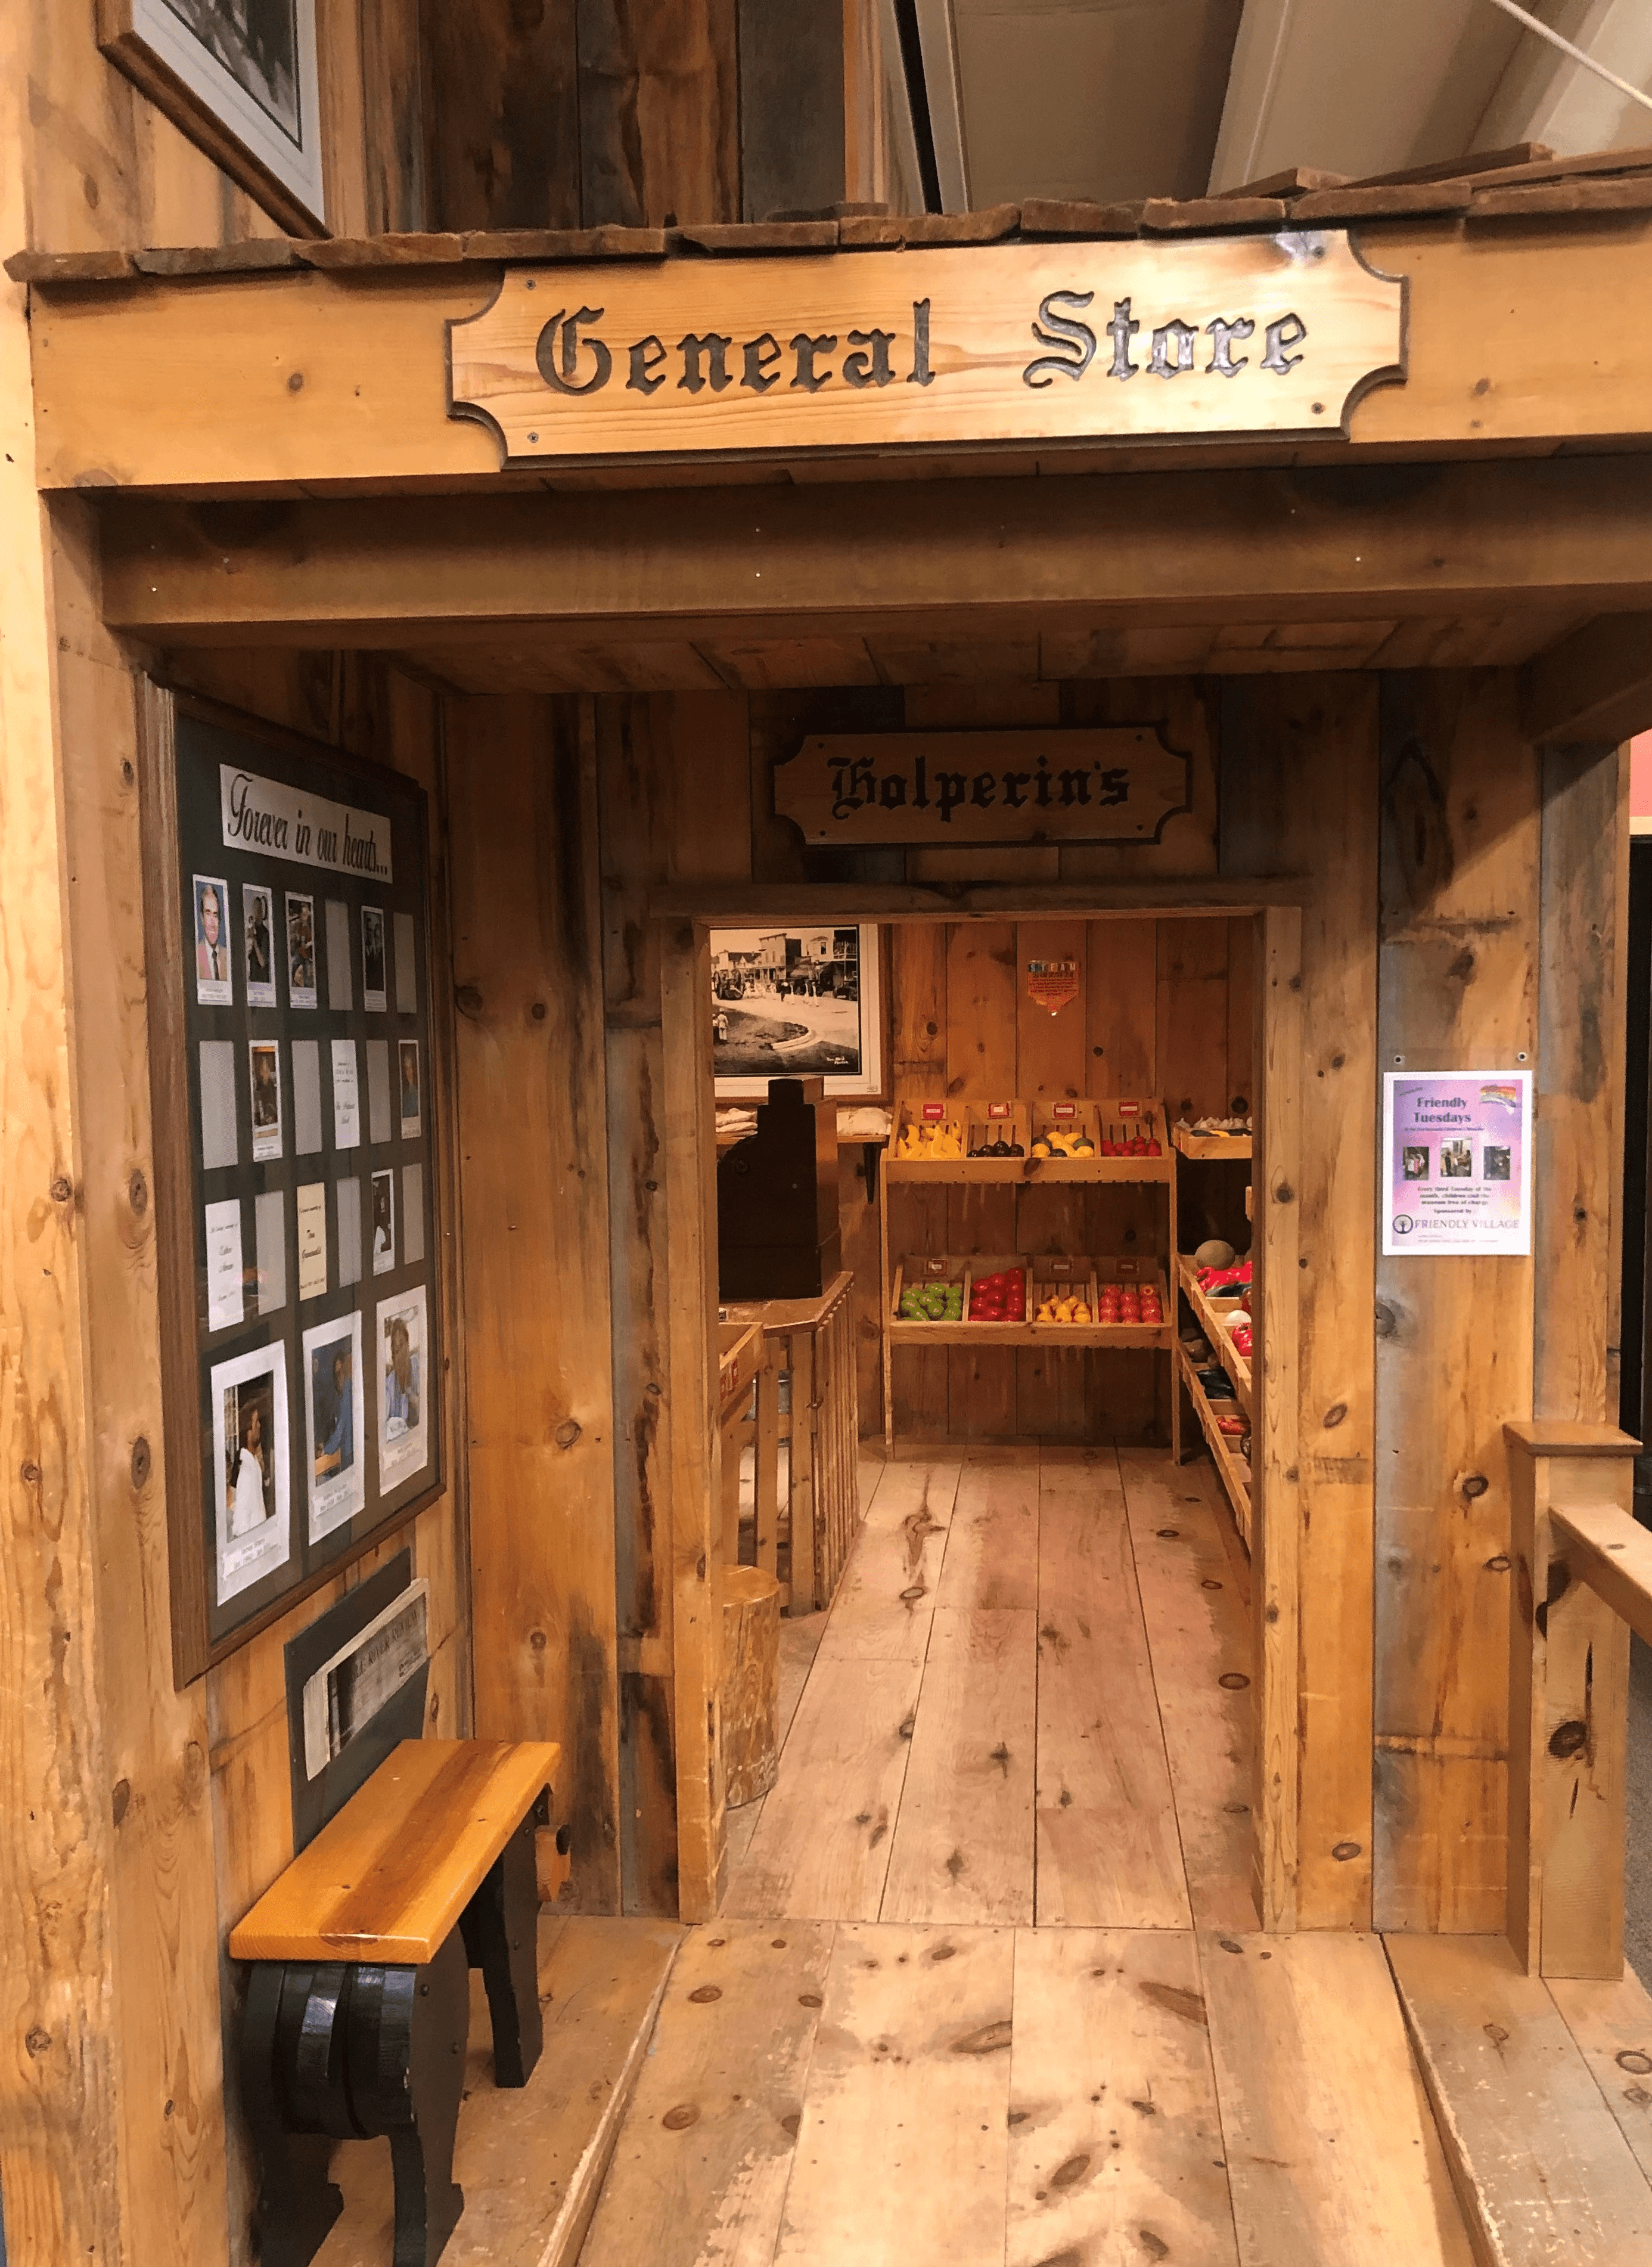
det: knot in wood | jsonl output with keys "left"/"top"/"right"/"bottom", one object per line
{"left": 287, "top": 370, "right": 304, "bottom": 391}
{"left": 129, "top": 1436, "right": 151, "bottom": 1489}
{"left": 19, "top": 1462, "right": 40, "bottom": 1485}
{"left": 1218, "top": 1671, "right": 1250, "bottom": 1691}
{"left": 111, "top": 1778, "right": 131, "bottom": 1826}
{"left": 687, "top": 1985, "right": 722, "bottom": 2004}
{"left": 1156, "top": 1527, "right": 1179, "bottom": 1539}
{"left": 129, "top": 1168, "right": 148, "bottom": 1213}
{"left": 24, "top": 2027, "right": 51, "bottom": 2058}
{"left": 529, "top": 1629, "right": 548, "bottom": 1652}
{"left": 49, "top": 1176, "right": 72, "bottom": 1203}
{"left": 1331, "top": 1840, "right": 1362, "bottom": 1862}
{"left": 1461, "top": 1474, "right": 1488, "bottom": 1499}
{"left": 1485, "top": 1555, "right": 1511, "bottom": 1573}
{"left": 1374, "top": 1301, "right": 1397, "bottom": 1337}
{"left": 1617, "top": 2049, "right": 1652, "bottom": 2075}
{"left": 554, "top": 1419, "right": 582, "bottom": 1449}
{"left": 1548, "top": 1718, "right": 1589, "bottom": 1760}
{"left": 1323, "top": 1403, "right": 1347, "bottom": 1429}
{"left": 455, "top": 984, "right": 484, "bottom": 1017}
{"left": 662, "top": 2104, "right": 700, "bottom": 2130}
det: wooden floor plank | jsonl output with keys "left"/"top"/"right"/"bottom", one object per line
{"left": 774, "top": 1922, "right": 1016, "bottom": 2266}
{"left": 720, "top": 1652, "right": 924, "bottom": 1921}
{"left": 934, "top": 1448, "right": 1040, "bottom": 1613}
{"left": 1202, "top": 1931, "right": 1476, "bottom": 2267}
{"left": 1007, "top": 1928, "right": 1238, "bottom": 2267}
{"left": 323, "top": 1915, "right": 684, "bottom": 2267}
{"left": 1120, "top": 1448, "right": 1257, "bottom": 1931}
{"left": 1387, "top": 1933, "right": 1652, "bottom": 2263}
{"left": 812, "top": 1453, "right": 960, "bottom": 1666}
{"left": 1036, "top": 1449, "right": 1192, "bottom": 1928}
{"left": 1548, "top": 1962, "right": 1652, "bottom": 2185}
{"left": 582, "top": 1920, "right": 833, "bottom": 2267}
{"left": 879, "top": 1606, "right": 1037, "bottom": 1925}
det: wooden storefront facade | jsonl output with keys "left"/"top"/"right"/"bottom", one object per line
{"left": 7, "top": 10, "right": 1652, "bottom": 2261}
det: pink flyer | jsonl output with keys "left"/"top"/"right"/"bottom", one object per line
{"left": 1383, "top": 1071, "right": 1532, "bottom": 1257}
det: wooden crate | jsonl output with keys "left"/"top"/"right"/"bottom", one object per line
{"left": 962, "top": 1099, "right": 1030, "bottom": 1172}
{"left": 1027, "top": 1251, "right": 1094, "bottom": 1316}
{"left": 960, "top": 1252, "right": 1032, "bottom": 1340}
{"left": 887, "top": 1094, "right": 969, "bottom": 1177}
{"left": 888, "top": 1252, "right": 968, "bottom": 1340}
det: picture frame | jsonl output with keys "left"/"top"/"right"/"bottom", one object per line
{"left": 710, "top": 923, "right": 886, "bottom": 1100}
{"left": 98, "top": 0, "right": 328, "bottom": 235}
{"left": 140, "top": 684, "right": 445, "bottom": 1686}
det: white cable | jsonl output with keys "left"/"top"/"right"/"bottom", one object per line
{"left": 1479, "top": 0, "right": 1652, "bottom": 119}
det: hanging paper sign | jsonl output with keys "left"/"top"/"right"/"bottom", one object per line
{"left": 1027, "top": 959, "right": 1080, "bottom": 1015}
{"left": 1382, "top": 1071, "right": 1532, "bottom": 1255}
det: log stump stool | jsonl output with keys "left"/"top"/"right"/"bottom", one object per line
{"left": 722, "top": 1566, "right": 781, "bottom": 1806}
{"left": 229, "top": 1738, "right": 559, "bottom": 2267}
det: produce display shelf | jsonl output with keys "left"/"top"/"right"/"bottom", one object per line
{"left": 884, "top": 1156, "right": 1171, "bottom": 1185}
{"left": 889, "top": 1255, "right": 1171, "bottom": 1349}
{"left": 1177, "top": 1256, "right": 1253, "bottom": 1416}
{"left": 1177, "top": 1342, "right": 1252, "bottom": 1549}
{"left": 1171, "top": 1124, "right": 1253, "bottom": 1161}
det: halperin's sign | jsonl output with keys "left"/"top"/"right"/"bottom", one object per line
{"left": 448, "top": 232, "right": 1403, "bottom": 466}
{"left": 774, "top": 729, "right": 1190, "bottom": 848}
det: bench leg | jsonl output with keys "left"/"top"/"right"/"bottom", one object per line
{"left": 241, "top": 1964, "right": 345, "bottom": 2267}
{"left": 347, "top": 1934, "right": 468, "bottom": 2267}
{"left": 459, "top": 1804, "right": 544, "bottom": 2086}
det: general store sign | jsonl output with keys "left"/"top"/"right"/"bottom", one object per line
{"left": 448, "top": 232, "right": 1405, "bottom": 466}
{"left": 775, "top": 728, "right": 1190, "bottom": 847}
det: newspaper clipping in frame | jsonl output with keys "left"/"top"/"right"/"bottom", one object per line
{"left": 303, "top": 1309, "right": 367, "bottom": 1541}
{"left": 1383, "top": 1071, "right": 1532, "bottom": 1257}
{"left": 213, "top": 1339, "right": 292, "bottom": 1603}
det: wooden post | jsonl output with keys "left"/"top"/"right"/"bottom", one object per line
{"left": 790, "top": 1328, "right": 819, "bottom": 1612}
{"left": 755, "top": 1341, "right": 782, "bottom": 1587}
{"left": 1254, "top": 902, "right": 1303, "bottom": 1931}
{"left": 1505, "top": 1421, "right": 1638, "bottom": 1979}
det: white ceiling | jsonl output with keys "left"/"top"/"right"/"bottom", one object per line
{"left": 929, "top": 0, "right": 1652, "bottom": 209}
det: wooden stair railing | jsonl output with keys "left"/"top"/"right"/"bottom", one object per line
{"left": 1505, "top": 1421, "right": 1643, "bottom": 1980}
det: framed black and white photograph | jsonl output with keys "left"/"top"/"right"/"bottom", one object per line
{"left": 710, "top": 924, "right": 884, "bottom": 1101}
{"left": 98, "top": 0, "right": 327, "bottom": 235}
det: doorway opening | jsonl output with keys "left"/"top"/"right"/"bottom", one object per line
{"left": 691, "top": 902, "right": 1293, "bottom": 1929}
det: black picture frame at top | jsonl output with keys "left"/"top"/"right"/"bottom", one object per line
{"left": 140, "top": 684, "right": 445, "bottom": 1686}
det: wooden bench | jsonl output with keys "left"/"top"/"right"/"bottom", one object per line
{"left": 229, "top": 1738, "right": 560, "bottom": 2267}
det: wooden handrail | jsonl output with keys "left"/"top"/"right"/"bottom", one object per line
{"left": 1551, "top": 1499, "right": 1652, "bottom": 1648}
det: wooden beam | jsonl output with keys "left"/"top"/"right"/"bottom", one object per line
{"left": 1551, "top": 1497, "right": 1652, "bottom": 1650}
{"left": 653, "top": 880, "right": 1297, "bottom": 920}
{"left": 1523, "top": 612, "right": 1652, "bottom": 745}
{"left": 23, "top": 221, "right": 1652, "bottom": 493}
{"left": 95, "top": 459, "right": 1652, "bottom": 648}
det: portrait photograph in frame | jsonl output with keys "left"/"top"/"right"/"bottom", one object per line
{"left": 710, "top": 923, "right": 885, "bottom": 1101}
{"left": 98, "top": 0, "right": 327, "bottom": 234}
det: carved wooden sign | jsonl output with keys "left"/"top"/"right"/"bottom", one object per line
{"left": 448, "top": 232, "right": 1403, "bottom": 467}
{"left": 774, "top": 728, "right": 1190, "bottom": 846}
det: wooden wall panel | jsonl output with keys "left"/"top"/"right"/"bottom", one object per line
{"left": 576, "top": 0, "right": 740, "bottom": 228}
{"left": 423, "top": 0, "right": 580, "bottom": 231}
{"left": 600, "top": 691, "right": 748, "bottom": 1915}
{"left": 1535, "top": 744, "right": 1630, "bottom": 1426}
{"left": 1372, "top": 672, "right": 1540, "bottom": 1933}
{"left": 448, "top": 694, "right": 620, "bottom": 1909}
{"left": 738, "top": 0, "right": 846, "bottom": 222}
{"left": 1221, "top": 676, "right": 1379, "bottom": 1930}
{"left": 21, "top": 0, "right": 415, "bottom": 252}
{"left": 1058, "top": 678, "right": 1221, "bottom": 882}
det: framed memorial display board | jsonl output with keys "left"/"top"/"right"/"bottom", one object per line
{"left": 141, "top": 689, "right": 444, "bottom": 1684}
